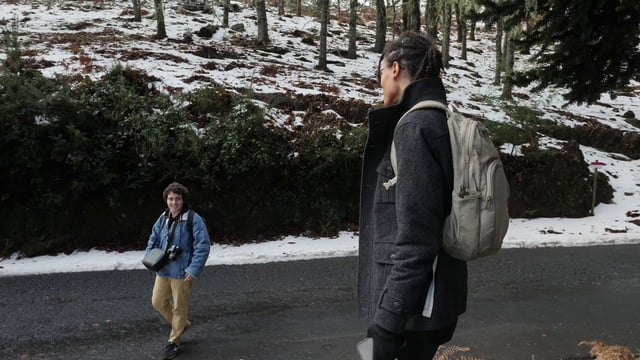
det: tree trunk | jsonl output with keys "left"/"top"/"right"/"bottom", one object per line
{"left": 278, "top": 0, "right": 285, "bottom": 16}
{"left": 256, "top": 0, "right": 270, "bottom": 45}
{"left": 494, "top": 18, "right": 503, "bottom": 85}
{"left": 347, "top": 0, "right": 358, "bottom": 59}
{"left": 501, "top": 24, "right": 508, "bottom": 69}
{"left": 501, "top": 29, "right": 515, "bottom": 100}
{"left": 132, "top": 0, "right": 141, "bottom": 22}
{"left": 442, "top": 2, "right": 452, "bottom": 67}
{"left": 402, "top": 0, "right": 408, "bottom": 32}
{"left": 461, "top": 14, "right": 467, "bottom": 60}
{"left": 374, "top": 0, "right": 387, "bottom": 53}
{"left": 425, "top": 0, "right": 438, "bottom": 38}
{"left": 455, "top": 2, "right": 462, "bottom": 42}
{"left": 223, "top": 0, "right": 230, "bottom": 27}
{"left": 317, "top": 0, "right": 329, "bottom": 70}
{"left": 409, "top": 0, "right": 420, "bottom": 32}
{"left": 521, "top": 21, "right": 531, "bottom": 54}
{"left": 296, "top": 0, "right": 302, "bottom": 16}
{"left": 154, "top": 0, "right": 166, "bottom": 38}
{"left": 469, "top": 20, "right": 476, "bottom": 40}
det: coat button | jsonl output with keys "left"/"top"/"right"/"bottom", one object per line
{"left": 390, "top": 253, "right": 396, "bottom": 260}
{"left": 393, "top": 301, "right": 401, "bottom": 311}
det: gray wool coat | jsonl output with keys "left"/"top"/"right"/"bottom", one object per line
{"left": 357, "top": 77, "right": 468, "bottom": 334}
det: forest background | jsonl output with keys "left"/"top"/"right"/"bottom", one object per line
{"left": 0, "top": 0, "right": 639, "bottom": 257}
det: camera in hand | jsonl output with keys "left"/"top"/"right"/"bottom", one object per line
{"left": 167, "top": 245, "right": 182, "bottom": 261}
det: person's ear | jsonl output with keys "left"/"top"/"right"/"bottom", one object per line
{"left": 391, "top": 61, "right": 402, "bottom": 79}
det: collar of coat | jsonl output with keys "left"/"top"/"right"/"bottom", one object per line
{"left": 163, "top": 206, "right": 191, "bottom": 225}
{"left": 369, "top": 77, "right": 447, "bottom": 126}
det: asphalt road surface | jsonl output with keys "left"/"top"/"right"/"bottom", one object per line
{"left": 1, "top": 244, "right": 639, "bottom": 360}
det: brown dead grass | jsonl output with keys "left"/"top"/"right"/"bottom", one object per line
{"left": 579, "top": 340, "right": 635, "bottom": 360}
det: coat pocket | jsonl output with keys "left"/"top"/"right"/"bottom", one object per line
{"left": 374, "top": 241, "right": 398, "bottom": 265}
{"left": 375, "top": 160, "right": 396, "bottom": 204}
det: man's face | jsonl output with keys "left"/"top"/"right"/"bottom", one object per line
{"left": 166, "top": 192, "right": 184, "bottom": 216}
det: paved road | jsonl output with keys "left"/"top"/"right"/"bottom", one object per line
{"left": 1, "top": 244, "right": 639, "bottom": 360}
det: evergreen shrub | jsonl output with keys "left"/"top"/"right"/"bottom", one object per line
{"left": 502, "top": 141, "right": 614, "bottom": 218}
{"left": 0, "top": 67, "right": 368, "bottom": 256}
{"left": 194, "top": 98, "right": 296, "bottom": 235}
{"left": 290, "top": 114, "right": 366, "bottom": 234}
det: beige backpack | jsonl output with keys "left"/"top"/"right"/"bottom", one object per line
{"left": 386, "top": 101, "right": 510, "bottom": 261}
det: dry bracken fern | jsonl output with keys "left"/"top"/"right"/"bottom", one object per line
{"left": 579, "top": 340, "right": 634, "bottom": 360}
{"left": 434, "top": 345, "right": 481, "bottom": 360}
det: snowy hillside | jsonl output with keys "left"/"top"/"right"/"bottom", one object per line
{"left": 1, "top": 0, "right": 640, "bottom": 249}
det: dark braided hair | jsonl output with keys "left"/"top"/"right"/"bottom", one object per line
{"left": 378, "top": 31, "right": 443, "bottom": 82}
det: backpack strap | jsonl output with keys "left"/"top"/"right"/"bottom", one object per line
{"left": 383, "top": 100, "right": 449, "bottom": 190}
{"left": 187, "top": 209, "right": 195, "bottom": 241}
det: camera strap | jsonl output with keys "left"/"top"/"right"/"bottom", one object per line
{"left": 165, "top": 215, "right": 179, "bottom": 251}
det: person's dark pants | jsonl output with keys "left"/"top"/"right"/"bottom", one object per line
{"left": 398, "top": 321, "right": 457, "bottom": 360}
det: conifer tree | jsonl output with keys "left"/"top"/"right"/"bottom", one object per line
{"left": 132, "top": 0, "right": 142, "bottom": 22}
{"left": 442, "top": 2, "right": 452, "bottom": 67}
{"left": 408, "top": 0, "right": 421, "bottom": 31}
{"left": 223, "top": 0, "right": 230, "bottom": 27}
{"left": 348, "top": 0, "right": 358, "bottom": 58}
{"left": 523, "top": 0, "right": 640, "bottom": 104}
{"left": 425, "top": 0, "right": 439, "bottom": 38}
{"left": 256, "top": 0, "right": 270, "bottom": 45}
{"left": 154, "top": 0, "right": 166, "bottom": 38}
{"left": 469, "top": 0, "right": 525, "bottom": 86}
{"left": 317, "top": 0, "right": 330, "bottom": 70}
{"left": 474, "top": 0, "right": 640, "bottom": 104}
{"left": 374, "top": 0, "right": 387, "bottom": 53}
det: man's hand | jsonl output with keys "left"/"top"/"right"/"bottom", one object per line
{"left": 185, "top": 272, "right": 195, "bottom": 281}
{"left": 367, "top": 323, "right": 403, "bottom": 360}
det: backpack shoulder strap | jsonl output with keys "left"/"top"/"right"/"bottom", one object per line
{"left": 385, "top": 101, "right": 448, "bottom": 189}
{"left": 408, "top": 100, "right": 448, "bottom": 114}
{"left": 187, "top": 209, "right": 195, "bottom": 241}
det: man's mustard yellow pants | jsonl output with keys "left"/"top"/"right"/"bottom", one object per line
{"left": 151, "top": 275, "right": 193, "bottom": 344}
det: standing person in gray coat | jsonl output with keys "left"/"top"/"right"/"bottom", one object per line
{"left": 357, "top": 31, "right": 468, "bottom": 360}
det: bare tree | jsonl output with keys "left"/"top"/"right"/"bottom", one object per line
{"left": 347, "top": 0, "right": 358, "bottom": 58}
{"left": 374, "top": 0, "right": 387, "bottom": 53}
{"left": 256, "top": 0, "right": 270, "bottom": 45}
{"left": 317, "top": 0, "right": 330, "bottom": 70}
{"left": 296, "top": 0, "right": 302, "bottom": 16}
{"left": 132, "top": 0, "right": 142, "bottom": 22}
{"left": 154, "top": 0, "right": 166, "bottom": 38}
